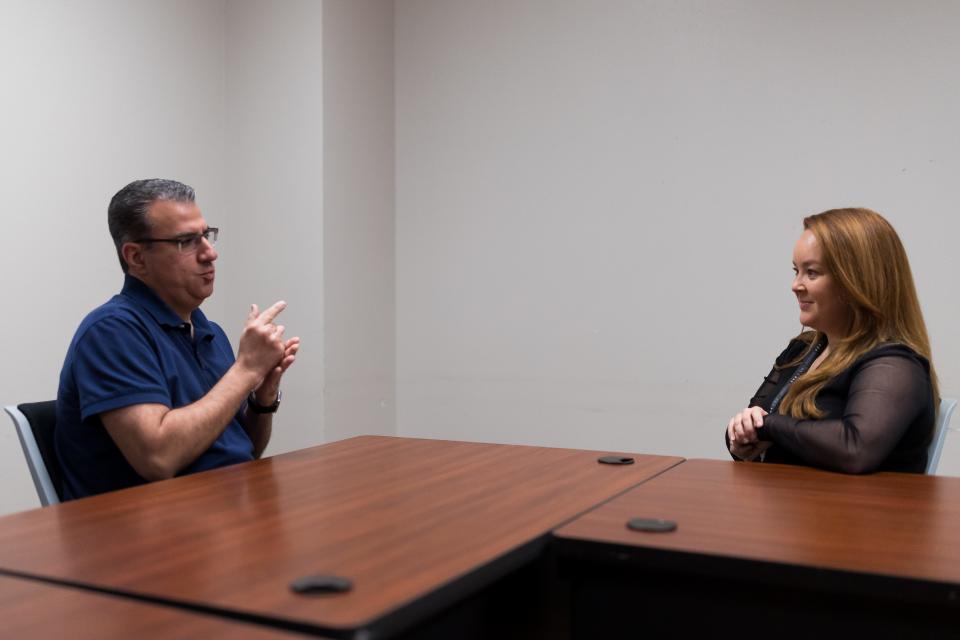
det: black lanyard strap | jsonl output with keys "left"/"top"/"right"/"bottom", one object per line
{"left": 768, "top": 337, "right": 826, "bottom": 414}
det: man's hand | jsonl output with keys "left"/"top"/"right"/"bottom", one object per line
{"left": 237, "top": 301, "right": 288, "bottom": 383}
{"left": 238, "top": 301, "right": 300, "bottom": 458}
{"left": 254, "top": 336, "right": 301, "bottom": 405}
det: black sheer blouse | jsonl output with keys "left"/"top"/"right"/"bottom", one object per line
{"left": 727, "top": 337, "right": 935, "bottom": 474}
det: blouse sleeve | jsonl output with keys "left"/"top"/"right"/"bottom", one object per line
{"left": 724, "top": 339, "right": 807, "bottom": 460}
{"left": 758, "top": 355, "right": 929, "bottom": 474}
{"left": 724, "top": 362, "right": 780, "bottom": 461}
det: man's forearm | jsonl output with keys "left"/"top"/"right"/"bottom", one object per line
{"left": 161, "top": 363, "right": 261, "bottom": 466}
{"left": 240, "top": 408, "right": 273, "bottom": 458}
{"left": 105, "top": 362, "right": 262, "bottom": 481}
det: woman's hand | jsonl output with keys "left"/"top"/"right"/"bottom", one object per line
{"left": 727, "top": 406, "right": 772, "bottom": 461}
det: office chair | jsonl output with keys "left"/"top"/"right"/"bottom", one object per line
{"left": 926, "top": 398, "right": 958, "bottom": 475}
{"left": 5, "top": 401, "right": 62, "bottom": 505}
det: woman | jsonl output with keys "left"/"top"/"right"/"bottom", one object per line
{"left": 725, "top": 208, "right": 937, "bottom": 474}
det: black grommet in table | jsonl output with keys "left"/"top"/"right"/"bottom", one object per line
{"left": 598, "top": 455, "right": 635, "bottom": 465}
{"left": 626, "top": 517, "right": 677, "bottom": 533}
{"left": 290, "top": 574, "right": 353, "bottom": 594}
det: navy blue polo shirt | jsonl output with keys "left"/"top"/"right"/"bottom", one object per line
{"left": 55, "top": 275, "right": 254, "bottom": 500}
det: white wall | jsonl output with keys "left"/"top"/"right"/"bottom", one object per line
{"left": 0, "top": 0, "right": 227, "bottom": 514}
{"left": 395, "top": 1, "right": 960, "bottom": 471}
{"left": 322, "top": 0, "right": 396, "bottom": 441}
{"left": 220, "top": 0, "right": 326, "bottom": 456}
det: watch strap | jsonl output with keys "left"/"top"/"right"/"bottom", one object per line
{"left": 248, "top": 390, "right": 281, "bottom": 414}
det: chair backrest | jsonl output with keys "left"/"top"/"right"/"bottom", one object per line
{"left": 926, "top": 398, "right": 958, "bottom": 475}
{"left": 4, "top": 401, "right": 62, "bottom": 505}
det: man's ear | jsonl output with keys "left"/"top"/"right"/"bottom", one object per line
{"left": 121, "top": 242, "right": 146, "bottom": 274}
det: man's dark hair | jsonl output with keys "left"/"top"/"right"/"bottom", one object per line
{"left": 107, "top": 179, "right": 196, "bottom": 272}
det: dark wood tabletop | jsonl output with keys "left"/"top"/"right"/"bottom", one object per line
{"left": 0, "top": 436, "right": 680, "bottom": 638}
{"left": 0, "top": 575, "right": 314, "bottom": 639}
{"left": 553, "top": 458, "right": 960, "bottom": 594}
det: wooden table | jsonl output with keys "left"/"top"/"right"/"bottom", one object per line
{"left": 553, "top": 459, "right": 960, "bottom": 639}
{"left": 0, "top": 436, "right": 680, "bottom": 639}
{"left": 0, "top": 575, "right": 312, "bottom": 639}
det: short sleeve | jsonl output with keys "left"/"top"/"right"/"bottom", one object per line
{"left": 72, "top": 315, "right": 172, "bottom": 420}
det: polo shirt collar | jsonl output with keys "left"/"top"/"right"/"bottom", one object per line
{"left": 121, "top": 275, "right": 215, "bottom": 341}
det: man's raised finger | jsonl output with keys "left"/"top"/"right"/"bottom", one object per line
{"left": 258, "top": 300, "right": 287, "bottom": 325}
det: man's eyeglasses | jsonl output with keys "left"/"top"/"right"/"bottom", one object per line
{"left": 134, "top": 227, "right": 219, "bottom": 254}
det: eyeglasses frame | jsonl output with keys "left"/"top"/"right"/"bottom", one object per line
{"left": 132, "top": 227, "right": 219, "bottom": 254}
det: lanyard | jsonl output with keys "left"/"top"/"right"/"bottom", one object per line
{"left": 768, "top": 337, "right": 826, "bottom": 414}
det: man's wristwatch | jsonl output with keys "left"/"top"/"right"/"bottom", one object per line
{"left": 248, "top": 390, "right": 282, "bottom": 414}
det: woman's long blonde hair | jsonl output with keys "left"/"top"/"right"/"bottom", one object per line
{"left": 779, "top": 208, "right": 938, "bottom": 418}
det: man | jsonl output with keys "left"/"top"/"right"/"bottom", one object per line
{"left": 55, "top": 179, "right": 299, "bottom": 500}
